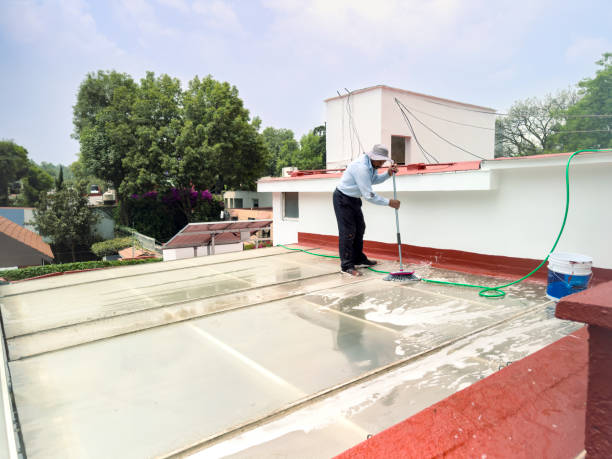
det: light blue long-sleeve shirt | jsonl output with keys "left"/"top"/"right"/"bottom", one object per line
{"left": 336, "top": 154, "right": 391, "bottom": 206}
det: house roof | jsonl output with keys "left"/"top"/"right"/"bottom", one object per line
{"left": 163, "top": 219, "right": 272, "bottom": 250}
{"left": 324, "top": 85, "right": 496, "bottom": 112}
{"left": 0, "top": 216, "right": 54, "bottom": 259}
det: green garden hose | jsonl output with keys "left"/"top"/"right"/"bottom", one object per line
{"left": 279, "top": 148, "right": 610, "bottom": 298}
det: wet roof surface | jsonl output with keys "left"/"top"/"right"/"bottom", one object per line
{"left": 0, "top": 247, "right": 580, "bottom": 458}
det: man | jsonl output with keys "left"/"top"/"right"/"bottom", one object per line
{"left": 333, "top": 144, "right": 400, "bottom": 276}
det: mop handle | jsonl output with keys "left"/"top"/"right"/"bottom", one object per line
{"left": 392, "top": 171, "right": 403, "bottom": 271}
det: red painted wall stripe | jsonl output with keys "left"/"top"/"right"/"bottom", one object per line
{"left": 298, "top": 232, "right": 612, "bottom": 285}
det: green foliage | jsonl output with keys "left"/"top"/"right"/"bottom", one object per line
{"left": 33, "top": 187, "right": 99, "bottom": 262}
{"left": 91, "top": 237, "right": 135, "bottom": 257}
{"left": 296, "top": 125, "right": 326, "bottom": 170}
{"left": 555, "top": 53, "right": 612, "bottom": 150}
{"left": 73, "top": 71, "right": 268, "bottom": 227}
{"left": 169, "top": 75, "right": 267, "bottom": 197}
{"left": 122, "top": 190, "right": 223, "bottom": 242}
{"left": 261, "top": 125, "right": 326, "bottom": 175}
{"left": 262, "top": 127, "right": 300, "bottom": 176}
{"left": 0, "top": 258, "right": 161, "bottom": 281}
{"left": 73, "top": 70, "right": 138, "bottom": 192}
{"left": 40, "top": 162, "right": 75, "bottom": 183}
{"left": 495, "top": 90, "right": 577, "bottom": 157}
{"left": 0, "top": 140, "right": 29, "bottom": 205}
{"left": 243, "top": 241, "right": 273, "bottom": 250}
{"left": 15, "top": 160, "right": 54, "bottom": 206}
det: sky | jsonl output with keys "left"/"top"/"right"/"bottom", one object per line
{"left": 0, "top": 0, "right": 611, "bottom": 166}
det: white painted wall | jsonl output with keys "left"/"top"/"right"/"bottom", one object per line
{"left": 162, "top": 247, "right": 194, "bottom": 262}
{"left": 270, "top": 192, "right": 299, "bottom": 245}
{"left": 325, "top": 86, "right": 495, "bottom": 168}
{"left": 326, "top": 87, "right": 382, "bottom": 168}
{"left": 263, "top": 153, "right": 612, "bottom": 269}
{"left": 381, "top": 88, "right": 495, "bottom": 164}
{"left": 223, "top": 191, "right": 272, "bottom": 208}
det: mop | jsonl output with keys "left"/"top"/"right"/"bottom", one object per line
{"left": 384, "top": 167, "right": 420, "bottom": 282}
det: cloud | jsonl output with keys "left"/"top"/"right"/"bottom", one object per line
{"left": 0, "top": 0, "right": 123, "bottom": 57}
{"left": 261, "top": 0, "right": 550, "bottom": 60}
{"left": 192, "top": 0, "right": 243, "bottom": 32}
{"left": 157, "top": 0, "right": 190, "bottom": 13}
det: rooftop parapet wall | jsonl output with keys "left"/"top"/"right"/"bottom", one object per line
{"left": 556, "top": 281, "right": 612, "bottom": 458}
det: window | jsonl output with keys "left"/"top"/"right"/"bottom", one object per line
{"left": 283, "top": 192, "right": 299, "bottom": 219}
{"left": 234, "top": 198, "right": 243, "bottom": 208}
{"left": 252, "top": 198, "right": 259, "bottom": 208}
{"left": 391, "top": 135, "right": 408, "bottom": 164}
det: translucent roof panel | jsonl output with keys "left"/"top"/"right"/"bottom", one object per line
{"left": 0, "top": 247, "right": 582, "bottom": 458}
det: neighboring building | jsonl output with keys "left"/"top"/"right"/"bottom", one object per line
{"left": 0, "top": 207, "right": 37, "bottom": 233}
{"left": 325, "top": 85, "right": 496, "bottom": 168}
{"left": 0, "top": 216, "right": 54, "bottom": 268}
{"left": 162, "top": 220, "right": 272, "bottom": 262}
{"left": 223, "top": 191, "right": 272, "bottom": 210}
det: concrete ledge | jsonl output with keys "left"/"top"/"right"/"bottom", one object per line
{"left": 556, "top": 281, "right": 612, "bottom": 329}
{"left": 334, "top": 328, "right": 587, "bottom": 459}
{"left": 556, "top": 281, "right": 612, "bottom": 458}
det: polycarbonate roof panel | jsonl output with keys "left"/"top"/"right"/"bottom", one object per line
{"left": 0, "top": 248, "right": 582, "bottom": 458}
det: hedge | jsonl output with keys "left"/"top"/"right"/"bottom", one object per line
{"left": 91, "top": 237, "right": 138, "bottom": 257}
{"left": 0, "top": 258, "right": 161, "bottom": 281}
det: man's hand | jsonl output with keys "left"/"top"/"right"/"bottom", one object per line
{"left": 387, "top": 164, "right": 399, "bottom": 176}
{"left": 389, "top": 199, "right": 400, "bottom": 209}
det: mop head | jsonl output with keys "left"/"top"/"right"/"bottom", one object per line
{"left": 383, "top": 270, "right": 420, "bottom": 282}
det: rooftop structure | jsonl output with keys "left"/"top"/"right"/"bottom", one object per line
{"left": 325, "top": 85, "right": 496, "bottom": 168}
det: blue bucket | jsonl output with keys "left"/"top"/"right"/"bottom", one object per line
{"left": 546, "top": 252, "right": 592, "bottom": 301}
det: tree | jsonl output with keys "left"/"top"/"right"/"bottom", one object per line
{"left": 16, "top": 161, "right": 54, "bottom": 206}
{"left": 55, "top": 166, "right": 64, "bottom": 190}
{"left": 73, "top": 70, "right": 138, "bottom": 201}
{"left": 40, "top": 162, "right": 74, "bottom": 184}
{"left": 33, "top": 187, "right": 99, "bottom": 262}
{"left": 120, "top": 72, "right": 182, "bottom": 198}
{"left": 167, "top": 75, "right": 267, "bottom": 218}
{"left": 495, "top": 90, "right": 578, "bottom": 157}
{"left": 555, "top": 53, "right": 612, "bottom": 150}
{"left": 295, "top": 124, "right": 326, "bottom": 170}
{"left": 0, "top": 140, "right": 29, "bottom": 205}
{"left": 261, "top": 127, "right": 300, "bottom": 176}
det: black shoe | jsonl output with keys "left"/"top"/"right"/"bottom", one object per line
{"left": 341, "top": 268, "right": 363, "bottom": 277}
{"left": 355, "top": 259, "right": 377, "bottom": 268}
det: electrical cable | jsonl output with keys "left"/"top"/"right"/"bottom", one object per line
{"left": 345, "top": 88, "right": 364, "bottom": 159}
{"left": 398, "top": 103, "right": 495, "bottom": 131}
{"left": 394, "top": 98, "right": 440, "bottom": 164}
{"left": 278, "top": 148, "right": 612, "bottom": 299}
{"left": 396, "top": 98, "right": 486, "bottom": 160}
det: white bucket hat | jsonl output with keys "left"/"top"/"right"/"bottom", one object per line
{"left": 366, "top": 144, "right": 391, "bottom": 162}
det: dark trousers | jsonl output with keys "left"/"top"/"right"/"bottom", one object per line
{"left": 333, "top": 188, "right": 367, "bottom": 271}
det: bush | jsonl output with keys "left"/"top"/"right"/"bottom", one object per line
{"left": 91, "top": 237, "right": 136, "bottom": 257}
{"left": 243, "top": 241, "right": 273, "bottom": 250}
{"left": 0, "top": 258, "right": 161, "bottom": 281}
